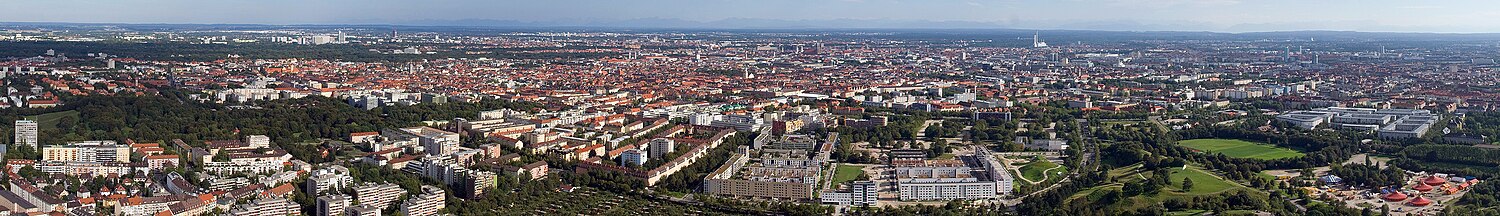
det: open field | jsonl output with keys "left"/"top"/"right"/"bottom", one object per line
{"left": 1178, "top": 139, "right": 1305, "bottom": 160}
{"left": 829, "top": 164, "right": 866, "bottom": 186}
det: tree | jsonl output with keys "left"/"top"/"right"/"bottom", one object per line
{"left": 1181, "top": 177, "right": 1195, "bottom": 192}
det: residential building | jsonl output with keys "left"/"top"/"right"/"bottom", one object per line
{"left": 305, "top": 165, "right": 354, "bottom": 195}
{"left": 230, "top": 195, "right": 301, "bottom": 216}
{"left": 399, "top": 186, "right": 445, "bottom": 216}
{"left": 648, "top": 138, "right": 675, "bottom": 159}
{"left": 353, "top": 183, "right": 404, "bottom": 210}
{"left": 704, "top": 148, "right": 821, "bottom": 200}
{"left": 820, "top": 181, "right": 878, "bottom": 206}
{"left": 41, "top": 141, "right": 130, "bottom": 163}
{"left": 620, "top": 149, "right": 647, "bottom": 166}
{"left": 13, "top": 120, "right": 36, "bottom": 147}
{"left": 400, "top": 126, "right": 460, "bottom": 156}
{"left": 316, "top": 194, "right": 351, "bottom": 216}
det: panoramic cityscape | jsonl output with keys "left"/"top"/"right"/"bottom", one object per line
{"left": 0, "top": 1, "right": 1499, "bottom": 216}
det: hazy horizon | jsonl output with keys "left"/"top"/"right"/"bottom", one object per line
{"left": 5, "top": 0, "right": 1500, "bottom": 33}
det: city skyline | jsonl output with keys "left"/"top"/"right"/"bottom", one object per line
{"left": 4, "top": 0, "right": 1500, "bottom": 33}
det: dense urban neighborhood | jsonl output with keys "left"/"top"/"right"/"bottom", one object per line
{"left": 0, "top": 23, "right": 1497, "bottom": 216}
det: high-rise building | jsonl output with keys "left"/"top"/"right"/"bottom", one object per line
{"left": 245, "top": 135, "right": 271, "bottom": 149}
{"left": 347, "top": 204, "right": 383, "bottom": 216}
{"left": 305, "top": 165, "right": 354, "bottom": 195}
{"left": 620, "top": 149, "right": 647, "bottom": 166}
{"left": 42, "top": 141, "right": 129, "bottom": 163}
{"left": 231, "top": 195, "right": 302, "bottom": 216}
{"left": 316, "top": 194, "right": 351, "bottom": 216}
{"left": 456, "top": 170, "right": 497, "bottom": 199}
{"left": 401, "top": 126, "right": 459, "bottom": 156}
{"left": 399, "top": 186, "right": 445, "bottom": 216}
{"left": 14, "top": 120, "right": 37, "bottom": 147}
{"left": 354, "top": 183, "right": 405, "bottom": 210}
{"left": 648, "top": 138, "right": 675, "bottom": 159}
{"left": 311, "top": 35, "right": 337, "bottom": 45}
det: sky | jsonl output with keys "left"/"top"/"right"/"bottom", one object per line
{"left": 3, "top": 0, "right": 1498, "bottom": 33}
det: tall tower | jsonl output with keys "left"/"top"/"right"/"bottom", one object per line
{"left": 1032, "top": 32, "right": 1048, "bottom": 48}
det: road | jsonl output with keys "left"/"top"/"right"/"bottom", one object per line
{"left": 997, "top": 119, "right": 1097, "bottom": 206}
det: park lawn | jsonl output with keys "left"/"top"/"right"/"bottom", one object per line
{"left": 1069, "top": 164, "right": 1260, "bottom": 211}
{"left": 829, "top": 164, "right": 865, "bottom": 186}
{"left": 25, "top": 110, "right": 79, "bottom": 130}
{"left": 1163, "top": 166, "right": 1239, "bottom": 196}
{"left": 1178, "top": 139, "right": 1306, "bottom": 160}
{"left": 1019, "top": 160, "right": 1066, "bottom": 182}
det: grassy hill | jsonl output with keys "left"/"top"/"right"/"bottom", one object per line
{"left": 25, "top": 110, "right": 79, "bottom": 130}
{"left": 1068, "top": 164, "right": 1264, "bottom": 211}
{"left": 1019, "top": 160, "right": 1067, "bottom": 182}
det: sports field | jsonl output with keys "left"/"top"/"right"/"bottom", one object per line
{"left": 1178, "top": 139, "right": 1305, "bottom": 160}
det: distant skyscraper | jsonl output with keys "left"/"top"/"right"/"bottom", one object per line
{"left": 1032, "top": 32, "right": 1048, "bottom": 48}
{"left": 14, "top": 120, "right": 37, "bottom": 147}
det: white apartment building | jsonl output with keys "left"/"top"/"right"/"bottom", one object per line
{"left": 305, "top": 165, "right": 354, "bottom": 195}
{"left": 316, "top": 194, "right": 351, "bottom": 216}
{"left": 354, "top": 183, "right": 405, "bottom": 210}
{"left": 399, "top": 186, "right": 445, "bottom": 216}
{"left": 13, "top": 120, "right": 36, "bottom": 147}
{"left": 41, "top": 141, "right": 129, "bottom": 163}
{"left": 648, "top": 138, "right": 675, "bottom": 159}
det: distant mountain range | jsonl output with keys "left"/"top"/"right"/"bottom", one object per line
{"left": 383, "top": 18, "right": 1009, "bottom": 29}
{"left": 5, "top": 19, "right": 1500, "bottom": 41}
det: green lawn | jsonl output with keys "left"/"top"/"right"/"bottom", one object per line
{"left": 829, "top": 164, "right": 866, "bottom": 186}
{"left": 1019, "top": 160, "right": 1066, "bottom": 182}
{"left": 1164, "top": 166, "right": 1238, "bottom": 195}
{"left": 1178, "top": 139, "right": 1305, "bottom": 160}
{"left": 1067, "top": 164, "right": 1259, "bottom": 212}
{"left": 25, "top": 110, "right": 79, "bottom": 130}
